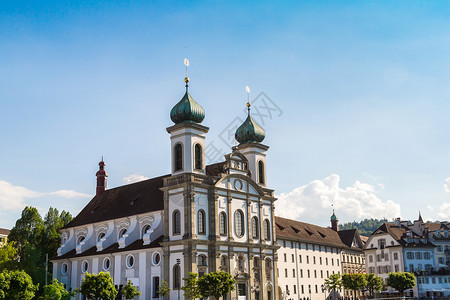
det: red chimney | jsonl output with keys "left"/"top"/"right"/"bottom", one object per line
{"left": 96, "top": 158, "right": 108, "bottom": 196}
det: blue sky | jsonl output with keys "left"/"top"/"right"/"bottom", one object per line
{"left": 1, "top": 0, "right": 450, "bottom": 229}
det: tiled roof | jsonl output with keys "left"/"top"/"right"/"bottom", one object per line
{"left": 53, "top": 235, "right": 163, "bottom": 260}
{"left": 63, "top": 175, "right": 168, "bottom": 229}
{"left": 426, "top": 222, "right": 449, "bottom": 231}
{"left": 275, "top": 216, "right": 347, "bottom": 248}
{"left": 338, "top": 229, "right": 357, "bottom": 248}
{"left": 205, "top": 162, "right": 226, "bottom": 176}
{"left": 373, "top": 223, "right": 408, "bottom": 241}
{"left": 360, "top": 235, "right": 369, "bottom": 243}
{"left": 0, "top": 228, "right": 10, "bottom": 235}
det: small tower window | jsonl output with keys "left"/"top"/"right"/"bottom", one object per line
{"left": 252, "top": 216, "right": 259, "bottom": 239}
{"left": 264, "top": 219, "right": 271, "bottom": 240}
{"left": 258, "top": 161, "right": 265, "bottom": 184}
{"left": 174, "top": 144, "right": 183, "bottom": 171}
{"left": 194, "top": 144, "right": 202, "bottom": 170}
{"left": 198, "top": 210, "right": 206, "bottom": 234}
{"left": 173, "top": 210, "right": 181, "bottom": 235}
{"left": 219, "top": 212, "right": 227, "bottom": 236}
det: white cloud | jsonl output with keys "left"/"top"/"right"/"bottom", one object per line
{"left": 437, "top": 203, "right": 450, "bottom": 220}
{"left": 427, "top": 205, "right": 434, "bottom": 212}
{"left": 444, "top": 177, "right": 450, "bottom": 194}
{"left": 123, "top": 174, "right": 149, "bottom": 184}
{"left": 0, "top": 180, "right": 91, "bottom": 212}
{"left": 276, "top": 174, "right": 401, "bottom": 226}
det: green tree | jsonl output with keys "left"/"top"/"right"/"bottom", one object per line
{"left": 80, "top": 272, "right": 118, "bottom": 300}
{"left": 324, "top": 273, "right": 342, "bottom": 299}
{"left": 0, "top": 242, "right": 18, "bottom": 270}
{"left": 364, "top": 273, "right": 383, "bottom": 297}
{"left": 181, "top": 272, "right": 201, "bottom": 299}
{"left": 120, "top": 280, "right": 141, "bottom": 300}
{"left": 0, "top": 269, "right": 38, "bottom": 300}
{"left": 386, "top": 272, "right": 416, "bottom": 296}
{"left": 198, "top": 271, "right": 236, "bottom": 300}
{"left": 42, "top": 278, "right": 77, "bottom": 300}
{"left": 157, "top": 280, "right": 171, "bottom": 297}
{"left": 342, "top": 273, "right": 366, "bottom": 300}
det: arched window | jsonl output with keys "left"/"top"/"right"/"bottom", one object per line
{"left": 258, "top": 161, "right": 265, "bottom": 184}
{"left": 264, "top": 219, "right": 271, "bottom": 240}
{"left": 194, "top": 144, "right": 202, "bottom": 170}
{"left": 252, "top": 216, "right": 259, "bottom": 239}
{"left": 220, "top": 255, "right": 228, "bottom": 271}
{"left": 173, "top": 210, "right": 181, "bottom": 235}
{"left": 198, "top": 210, "right": 206, "bottom": 234}
{"left": 238, "top": 255, "right": 245, "bottom": 272}
{"left": 234, "top": 210, "right": 245, "bottom": 237}
{"left": 173, "top": 264, "right": 181, "bottom": 289}
{"left": 142, "top": 224, "right": 151, "bottom": 238}
{"left": 97, "top": 232, "right": 105, "bottom": 242}
{"left": 265, "top": 258, "right": 272, "bottom": 280}
{"left": 174, "top": 144, "right": 183, "bottom": 171}
{"left": 198, "top": 254, "right": 207, "bottom": 266}
{"left": 219, "top": 212, "right": 227, "bottom": 236}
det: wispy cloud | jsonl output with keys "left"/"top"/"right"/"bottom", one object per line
{"left": 0, "top": 180, "right": 91, "bottom": 212}
{"left": 437, "top": 203, "right": 450, "bottom": 220}
{"left": 276, "top": 174, "right": 401, "bottom": 226}
{"left": 123, "top": 174, "right": 149, "bottom": 184}
{"left": 444, "top": 177, "right": 450, "bottom": 194}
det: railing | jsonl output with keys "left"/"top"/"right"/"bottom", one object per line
{"left": 164, "top": 173, "right": 216, "bottom": 186}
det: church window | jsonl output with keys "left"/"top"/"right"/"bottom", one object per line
{"left": 234, "top": 210, "right": 245, "bottom": 237}
{"left": 174, "top": 144, "right": 183, "bottom": 171}
{"left": 103, "top": 257, "right": 111, "bottom": 271}
{"left": 258, "top": 161, "right": 265, "bottom": 184}
{"left": 119, "top": 228, "right": 127, "bottom": 239}
{"left": 61, "top": 263, "right": 68, "bottom": 275}
{"left": 220, "top": 255, "right": 228, "bottom": 271}
{"left": 265, "top": 258, "right": 272, "bottom": 280}
{"left": 173, "top": 210, "right": 181, "bottom": 235}
{"left": 252, "top": 216, "right": 259, "bottom": 239}
{"left": 81, "top": 260, "right": 89, "bottom": 273}
{"left": 194, "top": 144, "right": 202, "bottom": 170}
{"left": 152, "top": 277, "right": 160, "bottom": 298}
{"left": 173, "top": 264, "right": 181, "bottom": 289}
{"left": 198, "top": 210, "right": 206, "bottom": 234}
{"left": 264, "top": 219, "right": 270, "bottom": 240}
{"left": 126, "top": 254, "right": 135, "bottom": 268}
{"left": 238, "top": 256, "right": 245, "bottom": 272}
{"left": 97, "top": 232, "right": 105, "bottom": 242}
{"left": 219, "top": 212, "right": 227, "bottom": 236}
{"left": 153, "top": 252, "right": 161, "bottom": 265}
{"left": 198, "top": 254, "right": 207, "bottom": 266}
{"left": 142, "top": 224, "right": 151, "bottom": 238}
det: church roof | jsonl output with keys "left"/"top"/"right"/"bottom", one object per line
{"left": 53, "top": 235, "right": 163, "bottom": 260}
{"left": 0, "top": 228, "right": 10, "bottom": 235}
{"left": 63, "top": 175, "right": 168, "bottom": 229}
{"left": 275, "top": 216, "right": 348, "bottom": 248}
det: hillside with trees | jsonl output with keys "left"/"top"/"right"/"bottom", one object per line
{"left": 339, "top": 218, "right": 389, "bottom": 237}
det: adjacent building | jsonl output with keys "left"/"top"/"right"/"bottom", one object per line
{"left": 0, "top": 228, "right": 10, "bottom": 246}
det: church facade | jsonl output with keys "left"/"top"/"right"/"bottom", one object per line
{"left": 52, "top": 75, "right": 279, "bottom": 300}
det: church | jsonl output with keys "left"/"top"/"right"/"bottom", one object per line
{"left": 52, "top": 73, "right": 280, "bottom": 299}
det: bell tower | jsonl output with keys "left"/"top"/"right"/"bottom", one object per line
{"left": 166, "top": 59, "right": 208, "bottom": 175}
{"left": 96, "top": 158, "right": 108, "bottom": 196}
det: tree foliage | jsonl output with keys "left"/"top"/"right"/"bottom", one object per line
{"left": 0, "top": 242, "right": 18, "bottom": 270}
{"left": 0, "top": 269, "right": 38, "bottom": 300}
{"left": 364, "top": 273, "right": 383, "bottom": 297}
{"left": 120, "top": 280, "right": 141, "bottom": 300}
{"left": 342, "top": 273, "right": 366, "bottom": 299}
{"left": 325, "top": 273, "right": 342, "bottom": 298}
{"left": 157, "top": 280, "right": 171, "bottom": 297}
{"left": 182, "top": 272, "right": 201, "bottom": 299}
{"left": 386, "top": 272, "right": 416, "bottom": 295}
{"left": 198, "top": 271, "right": 236, "bottom": 300}
{"left": 80, "top": 272, "right": 118, "bottom": 300}
{"left": 7, "top": 206, "right": 72, "bottom": 288}
{"left": 339, "top": 218, "right": 389, "bottom": 236}
{"left": 42, "top": 278, "right": 77, "bottom": 300}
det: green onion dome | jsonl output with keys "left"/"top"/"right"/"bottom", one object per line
{"left": 330, "top": 211, "right": 338, "bottom": 221}
{"left": 170, "top": 77, "right": 205, "bottom": 124}
{"left": 235, "top": 103, "right": 265, "bottom": 144}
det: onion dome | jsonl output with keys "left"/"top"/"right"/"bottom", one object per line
{"left": 330, "top": 210, "right": 338, "bottom": 221}
{"left": 170, "top": 77, "right": 205, "bottom": 124}
{"left": 235, "top": 102, "right": 265, "bottom": 144}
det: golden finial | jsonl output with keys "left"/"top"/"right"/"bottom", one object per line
{"left": 184, "top": 58, "right": 190, "bottom": 91}
{"left": 245, "top": 86, "right": 251, "bottom": 115}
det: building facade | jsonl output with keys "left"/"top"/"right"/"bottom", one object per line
{"left": 0, "top": 228, "right": 10, "bottom": 247}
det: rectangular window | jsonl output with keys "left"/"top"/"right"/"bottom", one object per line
{"left": 152, "top": 277, "right": 160, "bottom": 298}
{"left": 377, "top": 254, "right": 381, "bottom": 262}
{"left": 285, "top": 269, "right": 288, "bottom": 277}
{"left": 416, "top": 252, "right": 422, "bottom": 260}
{"left": 284, "top": 253, "right": 287, "bottom": 262}
{"left": 308, "top": 270, "right": 310, "bottom": 278}
{"left": 393, "top": 252, "right": 398, "bottom": 260}
{"left": 313, "top": 257, "right": 316, "bottom": 264}
{"left": 385, "top": 253, "right": 389, "bottom": 261}
{"left": 325, "top": 258, "right": 328, "bottom": 265}
{"left": 432, "top": 277, "right": 436, "bottom": 284}
{"left": 321, "top": 270, "right": 323, "bottom": 278}
{"left": 327, "top": 271, "right": 329, "bottom": 277}
{"left": 314, "top": 270, "right": 317, "bottom": 278}
{"left": 369, "top": 255, "right": 373, "bottom": 262}
{"left": 337, "top": 259, "right": 339, "bottom": 266}
{"left": 299, "top": 255, "right": 302, "bottom": 263}
{"left": 409, "top": 264, "right": 414, "bottom": 272}
{"left": 320, "top": 257, "right": 322, "bottom": 265}
{"left": 331, "top": 258, "right": 334, "bottom": 266}
{"left": 300, "top": 269, "right": 303, "bottom": 278}
{"left": 379, "top": 239, "right": 386, "bottom": 249}
{"left": 306, "top": 256, "right": 309, "bottom": 264}
{"left": 395, "top": 264, "right": 399, "bottom": 272}
{"left": 294, "top": 285, "right": 297, "bottom": 294}
{"left": 424, "top": 252, "right": 431, "bottom": 260}
{"left": 293, "top": 269, "right": 296, "bottom": 277}
{"left": 315, "top": 285, "right": 318, "bottom": 293}
{"left": 301, "top": 285, "right": 304, "bottom": 294}
{"left": 292, "top": 254, "right": 295, "bottom": 262}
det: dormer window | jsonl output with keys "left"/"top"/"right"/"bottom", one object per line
{"left": 77, "top": 236, "right": 85, "bottom": 245}
{"left": 142, "top": 224, "right": 151, "bottom": 238}
{"left": 119, "top": 229, "right": 127, "bottom": 238}
{"left": 97, "top": 232, "right": 105, "bottom": 242}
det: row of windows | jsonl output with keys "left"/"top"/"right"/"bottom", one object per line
{"left": 406, "top": 251, "right": 432, "bottom": 260}
{"left": 281, "top": 241, "right": 340, "bottom": 254}
{"left": 418, "top": 276, "right": 450, "bottom": 284}
{"left": 282, "top": 253, "right": 339, "bottom": 266}
{"left": 342, "top": 255, "right": 364, "bottom": 264}
{"left": 406, "top": 264, "right": 432, "bottom": 272}
{"left": 74, "top": 224, "right": 153, "bottom": 247}
{"left": 172, "top": 209, "right": 271, "bottom": 240}
{"left": 368, "top": 252, "right": 399, "bottom": 263}
{"left": 174, "top": 143, "right": 203, "bottom": 171}
{"left": 283, "top": 268, "right": 339, "bottom": 279}
{"left": 285, "top": 284, "right": 325, "bottom": 295}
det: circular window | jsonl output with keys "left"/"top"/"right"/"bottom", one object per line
{"left": 234, "top": 179, "right": 243, "bottom": 191}
{"left": 153, "top": 252, "right": 161, "bottom": 266}
{"left": 103, "top": 257, "right": 111, "bottom": 271}
{"left": 126, "top": 254, "right": 135, "bottom": 268}
{"left": 61, "top": 263, "right": 68, "bottom": 275}
{"left": 81, "top": 260, "right": 89, "bottom": 273}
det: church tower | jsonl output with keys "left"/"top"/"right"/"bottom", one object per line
{"left": 331, "top": 210, "right": 339, "bottom": 231}
{"left": 234, "top": 95, "right": 269, "bottom": 187}
{"left": 96, "top": 158, "right": 108, "bottom": 196}
{"left": 166, "top": 65, "right": 208, "bottom": 175}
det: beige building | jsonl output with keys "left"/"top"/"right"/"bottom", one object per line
{"left": 0, "top": 228, "right": 10, "bottom": 246}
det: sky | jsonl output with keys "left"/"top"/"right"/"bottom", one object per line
{"left": 1, "top": 0, "right": 450, "bottom": 229}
